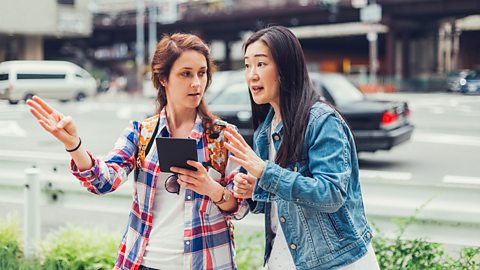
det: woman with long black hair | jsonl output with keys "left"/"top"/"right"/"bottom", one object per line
{"left": 225, "top": 26, "right": 380, "bottom": 269}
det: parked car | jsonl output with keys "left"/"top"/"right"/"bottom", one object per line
{"left": 208, "top": 72, "right": 414, "bottom": 152}
{"left": 0, "top": 60, "right": 97, "bottom": 104}
{"left": 460, "top": 70, "right": 480, "bottom": 94}
{"left": 446, "top": 69, "right": 471, "bottom": 92}
{"left": 205, "top": 70, "right": 245, "bottom": 102}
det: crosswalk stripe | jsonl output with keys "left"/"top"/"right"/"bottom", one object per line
{"left": 443, "top": 175, "right": 480, "bottom": 185}
{"left": 360, "top": 169, "right": 412, "bottom": 181}
{"left": 413, "top": 132, "right": 480, "bottom": 147}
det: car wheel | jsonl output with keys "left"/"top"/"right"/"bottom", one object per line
{"left": 24, "top": 93, "right": 34, "bottom": 102}
{"left": 75, "top": 92, "right": 86, "bottom": 102}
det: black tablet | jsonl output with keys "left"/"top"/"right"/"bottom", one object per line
{"left": 156, "top": 137, "right": 198, "bottom": 172}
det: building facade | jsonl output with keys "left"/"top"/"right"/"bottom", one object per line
{"left": 0, "top": 0, "right": 92, "bottom": 61}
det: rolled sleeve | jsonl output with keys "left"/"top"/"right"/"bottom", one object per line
{"left": 70, "top": 151, "right": 100, "bottom": 182}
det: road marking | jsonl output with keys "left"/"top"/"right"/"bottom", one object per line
{"left": 430, "top": 107, "right": 445, "bottom": 114}
{"left": 443, "top": 175, "right": 480, "bottom": 185}
{"left": 0, "top": 121, "right": 26, "bottom": 137}
{"left": 413, "top": 132, "right": 480, "bottom": 147}
{"left": 117, "top": 107, "right": 132, "bottom": 119}
{"left": 360, "top": 169, "right": 412, "bottom": 181}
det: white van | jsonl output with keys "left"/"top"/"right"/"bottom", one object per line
{"left": 0, "top": 60, "right": 97, "bottom": 104}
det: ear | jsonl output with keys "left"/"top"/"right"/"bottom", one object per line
{"left": 160, "top": 80, "right": 167, "bottom": 87}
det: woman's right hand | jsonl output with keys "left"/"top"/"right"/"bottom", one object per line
{"left": 233, "top": 173, "right": 257, "bottom": 199}
{"left": 26, "top": 96, "right": 79, "bottom": 149}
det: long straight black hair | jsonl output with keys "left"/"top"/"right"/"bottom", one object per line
{"left": 244, "top": 26, "right": 321, "bottom": 167}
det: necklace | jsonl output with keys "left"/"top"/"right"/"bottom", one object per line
{"left": 272, "top": 114, "right": 281, "bottom": 129}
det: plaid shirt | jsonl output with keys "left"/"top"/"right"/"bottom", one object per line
{"left": 71, "top": 109, "right": 249, "bottom": 270}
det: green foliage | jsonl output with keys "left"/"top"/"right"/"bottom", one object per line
{"left": 1, "top": 215, "right": 479, "bottom": 269}
{"left": 0, "top": 215, "right": 41, "bottom": 270}
{"left": 41, "top": 225, "right": 118, "bottom": 270}
{"left": 235, "top": 229, "right": 264, "bottom": 270}
{"left": 371, "top": 204, "right": 480, "bottom": 270}
{"left": 0, "top": 215, "right": 22, "bottom": 270}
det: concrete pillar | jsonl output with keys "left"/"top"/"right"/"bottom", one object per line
{"left": 444, "top": 22, "right": 452, "bottom": 71}
{"left": 402, "top": 34, "right": 410, "bottom": 78}
{"left": 452, "top": 26, "right": 461, "bottom": 71}
{"left": 437, "top": 25, "right": 445, "bottom": 74}
{"left": 386, "top": 29, "right": 396, "bottom": 77}
{"left": 224, "top": 40, "right": 232, "bottom": 70}
{"left": 394, "top": 39, "right": 403, "bottom": 80}
{"left": 0, "top": 41, "right": 5, "bottom": 62}
{"left": 22, "top": 36, "right": 43, "bottom": 60}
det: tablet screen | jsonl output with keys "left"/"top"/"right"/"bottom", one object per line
{"left": 156, "top": 137, "right": 198, "bottom": 173}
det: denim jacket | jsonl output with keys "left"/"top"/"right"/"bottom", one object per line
{"left": 250, "top": 102, "right": 373, "bottom": 270}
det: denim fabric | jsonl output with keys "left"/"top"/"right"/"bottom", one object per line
{"left": 250, "top": 102, "right": 373, "bottom": 270}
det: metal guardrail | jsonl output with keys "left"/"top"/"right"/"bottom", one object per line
{"left": 1, "top": 149, "right": 479, "bottom": 256}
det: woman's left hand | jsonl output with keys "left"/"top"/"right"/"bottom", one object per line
{"left": 170, "top": 161, "right": 222, "bottom": 199}
{"left": 224, "top": 126, "right": 266, "bottom": 179}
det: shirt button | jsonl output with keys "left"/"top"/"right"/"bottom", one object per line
{"left": 272, "top": 134, "right": 280, "bottom": 141}
{"left": 280, "top": 217, "right": 286, "bottom": 223}
{"left": 185, "top": 241, "right": 190, "bottom": 245}
{"left": 366, "top": 232, "right": 372, "bottom": 239}
{"left": 290, "top": 243, "right": 297, "bottom": 250}
{"left": 187, "top": 196, "right": 191, "bottom": 200}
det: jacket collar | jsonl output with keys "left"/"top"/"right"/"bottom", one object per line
{"left": 255, "top": 108, "right": 283, "bottom": 160}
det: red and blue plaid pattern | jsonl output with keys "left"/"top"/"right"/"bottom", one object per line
{"left": 71, "top": 109, "right": 248, "bottom": 270}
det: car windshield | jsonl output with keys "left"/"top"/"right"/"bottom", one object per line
{"left": 210, "top": 83, "right": 249, "bottom": 105}
{"left": 465, "top": 71, "right": 480, "bottom": 80}
{"left": 318, "top": 74, "right": 364, "bottom": 105}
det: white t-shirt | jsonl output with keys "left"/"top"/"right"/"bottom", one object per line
{"left": 267, "top": 124, "right": 297, "bottom": 270}
{"left": 141, "top": 172, "right": 185, "bottom": 270}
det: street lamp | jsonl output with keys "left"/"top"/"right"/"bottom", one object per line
{"left": 360, "top": 2, "right": 382, "bottom": 88}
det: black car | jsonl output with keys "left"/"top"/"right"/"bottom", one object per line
{"left": 208, "top": 72, "right": 414, "bottom": 152}
{"left": 460, "top": 70, "right": 480, "bottom": 94}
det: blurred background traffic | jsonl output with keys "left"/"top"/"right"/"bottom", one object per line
{"left": 1, "top": 0, "right": 479, "bottom": 97}
{"left": 1, "top": 0, "right": 480, "bottom": 268}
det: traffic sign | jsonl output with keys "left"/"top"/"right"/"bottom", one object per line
{"left": 360, "top": 4, "right": 382, "bottom": 23}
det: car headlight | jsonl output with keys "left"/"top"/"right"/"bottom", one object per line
{"left": 460, "top": 79, "right": 466, "bottom": 85}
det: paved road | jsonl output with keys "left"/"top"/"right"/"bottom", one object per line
{"left": 359, "top": 92, "right": 480, "bottom": 186}
{"left": 1, "top": 92, "right": 479, "bottom": 238}
{"left": 1, "top": 92, "right": 478, "bottom": 185}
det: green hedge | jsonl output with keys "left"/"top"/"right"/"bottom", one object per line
{"left": 1, "top": 215, "right": 479, "bottom": 270}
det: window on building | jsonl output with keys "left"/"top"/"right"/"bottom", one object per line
{"left": 58, "top": 0, "right": 74, "bottom": 5}
{"left": 0, "top": 74, "right": 8, "bottom": 81}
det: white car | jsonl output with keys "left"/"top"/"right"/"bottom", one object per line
{"left": 0, "top": 60, "right": 97, "bottom": 104}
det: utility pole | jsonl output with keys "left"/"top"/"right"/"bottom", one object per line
{"left": 136, "top": 0, "right": 145, "bottom": 93}
{"left": 367, "top": 31, "right": 379, "bottom": 86}
{"left": 148, "top": 0, "right": 158, "bottom": 62}
{"left": 360, "top": 1, "right": 382, "bottom": 89}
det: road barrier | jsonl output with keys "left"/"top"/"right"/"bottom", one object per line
{"left": 1, "top": 150, "right": 479, "bottom": 251}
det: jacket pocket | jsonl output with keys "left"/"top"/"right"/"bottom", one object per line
{"left": 326, "top": 213, "right": 347, "bottom": 241}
